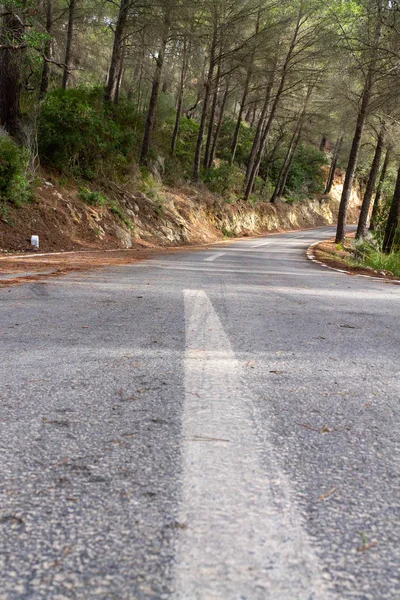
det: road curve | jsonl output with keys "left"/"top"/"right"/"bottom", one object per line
{"left": 0, "top": 226, "right": 399, "bottom": 599}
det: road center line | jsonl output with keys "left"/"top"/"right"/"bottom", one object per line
{"left": 252, "top": 241, "right": 270, "bottom": 247}
{"left": 174, "top": 289, "right": 330, "bottom": 599}
{"left": 204, "top": 253, "right": 226, "bottom": 262}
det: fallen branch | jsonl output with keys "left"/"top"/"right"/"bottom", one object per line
{"left": 318, "top": 487, "right": 337, "bottom": 502}
{"left": 0, "top": 42, "right": 28, "bottom": 50}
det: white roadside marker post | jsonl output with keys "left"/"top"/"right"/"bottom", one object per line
{"left": 31, "top": 235, "right": 39, "bottom": 250}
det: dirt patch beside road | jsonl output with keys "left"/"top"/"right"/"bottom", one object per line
{"left": 0, "top": 241, "right": 220, "bottom": 285}
{"left": 0, "top": 246, "right": 151, "bottom": 285}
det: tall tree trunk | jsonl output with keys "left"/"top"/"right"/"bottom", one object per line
{"left": 270, "top": 129, "right": 301, "bottom": 202}
{"left": 140, "top": 9, "right": 171, "bottom": 165}
{"left": 270, "top": 83, "right": 312, "bottom": 202}
{"left": 193, "top": 26, "right": 217, "bottom": 181}
{"left": 244, "top": 11, "right": 303, "bottom": 200}
{"left": 270, "top": 130, "right": 297, "bottom": 202}
{"left": 356, "top": 127, "right": 385, "bottom": 240}
{"left": 245, "top": 50, "right": 280, "bottom": 184}
{"left": 370, "top": 148, "right": 390, "bottom": 231}
{"left": 128, "top": 59, "right": 140, "bottom": 101}
{"left": 0, "top": 6, "right": 26, "bottom": 143}
{"left": 136, "top": 45, "right": 145, "bottom": 113}
{"left": 105, "top": 0, "right": 130, "bottom": 103}
{"left": 244, "top": 31, "right": 302, "bottom": 200}
{"left": 204, "top": 60, "right": 221, "bottom": 169}
{"left": 279, "top": 131, "right": 302, "bottom": 198}
{"left": 244, "top": 86, "right": 272, "bottom": 184}
{"left": 335, "top": 75, "right": 374, "bottom": 242}
{"left": 335, "top": 1, "right": 382, "bottom": 243}
{"left": 244, "top": 89, "right": 276, "bottom": 198}
{"left": 170, "top": 83, "right": 184, "bottom": 157}
{"left": 244, "top": 105, "right": 252, "bottom": 123}
{"left": 230, "top": 66, "right": 252, "bottom": 164}
{"left": 226, "top": 4, "right": 259, "bottom": 166}
{"left": 40, "top": 0, "right": 53, "bottom": 97}
{"left": 171, "top": 38, "right": 189, "bottom": 156}
{"left": 208, "top": 75, "right": 230, "bottom": 168}
{"left": 114, "top": 62, "right": 124, "bottom": 104}
{"left": 137, "top": 67, "right": 143, "bottom": 112}
{"left": 250, "top": 102, "right": 257, "bottom": 127}
{"left": 262, "top": 128, "right": 285, "bottom": 185}
{"left": 382, "top": 165, "right": 400, "bottom": 254}
{"left": 62, "top": 0, "right": 76, "bottom": 89}
{"left": 325, "top": 134, "right": 343, "bottom": 194}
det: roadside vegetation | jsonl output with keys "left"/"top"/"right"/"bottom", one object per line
{"left": 353, "top": 243, "right": 400, "bottom": 278}
{"left": 350, "top": 234, "right": 400, "bottom": 279}
{"left": 320, "top": 182, "right": 400, "bottom": 279}
{"left": 0, "top": 0, "right": 400, "bottom": 255}
{"left": 314, "top": 215, "right": 400, "bottom": 279}
{"left": 0, "top": 135, "right": 31, "bottom": 208}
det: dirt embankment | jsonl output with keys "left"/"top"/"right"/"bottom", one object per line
{"left": 0, "top": 171, "right": 360, "bottom": 256}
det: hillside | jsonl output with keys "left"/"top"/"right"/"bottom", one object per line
{"left": 0, "top": 173, "right": 360, "bottom": 256}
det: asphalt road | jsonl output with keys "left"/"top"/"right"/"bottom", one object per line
{"left": 1, "top": 226, "right": 399, "bottom": 600}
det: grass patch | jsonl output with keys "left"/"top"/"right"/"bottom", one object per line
{"left": 312, "top": 237, "right": 399, "bottom": 281}
{"left": 79, "top": 187, "right": 108, "bottom": 206}
{"left": 221, "top": 226, "right": 236, "bottom": 238}
{"left": 0, "top": 135, "right": 32, "bottom": 207}
{"left": 351, "top": 240, "right": 400, "bottom": 277}
{"left": 109, "top": 200, "right": 132, "bottom": 229}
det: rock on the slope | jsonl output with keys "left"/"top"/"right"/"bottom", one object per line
{"left": 113, "top": 225, "right": 132, "bottom": 248}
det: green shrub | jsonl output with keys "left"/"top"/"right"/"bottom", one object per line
{"left": 204, "top": 163, "right": 244, "bottom": 197}
{"left": 155, "top": 92, "right": 176, "bottom": 125}
{"left": 288, "top": 144, "right": 327, "bottom": 195}
{"left": 79, "top": 187, "right": 108, "bottom": 206}
{"left": 221, "top": 225, "right": 236, "bottom": 238}
{"left": 218, "top": 118, "right": 254, "bottom": 166}
{"left": 109, "top": 200, "right": 131, "bottom": 227}
{"left": 109, "top": 200, "right": 123, "bottom": 218}
{"left": 369, "top": 198, "right": 391, "bottom": 245}
{"left": 162, "top": 117, "right": 199, "bottom": 181}
{"left": 39, "top": 87, "right": 138, "bottom": 179}
{"left": 163, "top": 156, "right": 186, "bottom": 185}
{"left": 269, "top": 142, "right": 327, "bottom": 200}
{"left": 0, "top": 135, "right": 31, "bottom": 206}
{"left": 352, "top": 239, "right": 400, "bottom": 277}
{"left": 140, "top": 170, "right": 161, "bottom": 200}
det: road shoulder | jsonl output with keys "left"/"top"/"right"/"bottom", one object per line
{"left": 307, "top": 238, "right": 400, "bottom": 284}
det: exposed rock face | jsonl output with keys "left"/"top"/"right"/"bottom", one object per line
{"left": 122, "top": 190, "right": 357, "bottom": 249}
{"left": 206, "top": 199, "right": 338, "bottom": 238}
{"left": 0, "top": 176, "right": 361, "bottom": 253}
{"left": 113, "top": 225, "right": 132, "bottom": 248}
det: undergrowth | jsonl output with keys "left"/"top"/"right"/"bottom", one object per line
{"left": 36, "top": 85, "right": 329, "bottom": 203}
{"left": 350, "top": 238, "right": 400, "bottom": 278}
{"left": 38, "top": 88, "right": 138, "bottom": 180}
{"left": 109, "top": 201, "right": 132, "bottom": 228}
{"left": 78, "top": 185, "right": 132, "bottom": 228}
{"left": 79, "top": 187, "right": 108, "bottom": 206}
{"left": 0, "top": 135, "right": 32, "bottom": 207}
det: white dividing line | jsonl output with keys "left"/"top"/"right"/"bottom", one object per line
{"left": 174, "top": 289, "right": 330, "bottom": 600}
{"left": 204, "top": 252, "right": 226, "bottom": 262}
{"left": 251, "top": 241, "right": 270, "bottom": 248}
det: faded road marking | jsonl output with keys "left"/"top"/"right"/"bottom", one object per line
{"left": 174, "top": 289, "right": 331, "bottom": 599}
{"left": 204, "top": 253, "right": 226, "bottom": 262}
{"left": 251, "top": 241, "right": 270, "bottom": 247}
